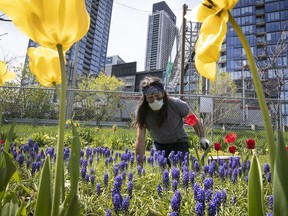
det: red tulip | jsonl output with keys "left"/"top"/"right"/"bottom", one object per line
{"left": 0, "top": 140, "right": 5, "bottom": 144}
{"left": 228, "top": 145, "right": 237, "bottom": 154}
{"left": 224, "top": 133, "right": 237, "bottom": 143}
{"left": 246, "top": 139, "right": 255, "bottom": 149}
{"left": 286, "top": 145, "right": 288, "bottom": 152}
{"left": 214, "top": 142, "right": 221, "bottom": 151}
{"left": 184, "top": 114, "right": 197, "bottom": 126}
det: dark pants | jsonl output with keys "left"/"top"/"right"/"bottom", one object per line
{"left": 153, "top": 141, "right": 189, "bottom": 159}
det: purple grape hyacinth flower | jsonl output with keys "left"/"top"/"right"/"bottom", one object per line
{"left": 105, "top": 209, "right": 111, "bottom": 216}
{"left": 232, "top": 195, "right": 237, "bottom": 205}
{"left": 122, "top": 196, "right": 130, "bottom": 211}
{"left": 203, "top": 178, "right": 213, "bottom": 191}
{"left": 264, "top": 163, "right": 270, "bottom": 174}
{"left": 171, "top": 167, "right": 180, "bottom": 181}
{"left": 96, "top": 183, "right": 101, "bottom": 196}
{"left": 193, "top": 183, "right": 200, "bottom": 199}
{"left": 171, "top": 190, "right": 181, "bottom": 213}
{"left": 114, "top": 164, "right": 119, "bottom": 177}
{"left": 194, "top": 161, "right": 200, "bottom": 172}
{"left": 208, "top": 200, "right": 217, "bottom": 216}
{"left": 195, "top": 201, "right": 205, "bottom": 216}
{"left": 104, "top": 172, "right": 109, "bottom": 186}
{"left": 189, "top": 171, "right": 195, "bottom": 185}
{"left": 17, "top": 154, "right": 25, "bottom": 166}
{"left": 112, "top": 193, "right": 122, "bottom": 212}
{"left": 90, "top": 174, "right": 95, "bottom": 185}
{"left": 128, "top": 172, "right": 133, "bottom": 181}
{"left": 205, "top": 189, "right": 213, "bottom": 202}
{"left": 157, "top": 183, "right": 162, "bottom": 197}
{"left": 268, "top": 195, "right": 273, "bottom": 210}
{"left": 172, "top": 180, "right": 178, "bottom": 191}
{"left": 182, "top": 171, "right": 189, "bottom": 189}
{"left": 266, "top": 172, "right": 272, "bottom": 183}
{"left": 196, "top": 188, "right": 205, "bottom": 204}
{"left": 162, "top": 169, "right": 170, "bottom": 189}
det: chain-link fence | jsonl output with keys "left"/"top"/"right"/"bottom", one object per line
{"left": 1, "top": 86, "right": 288, "bottom": 143}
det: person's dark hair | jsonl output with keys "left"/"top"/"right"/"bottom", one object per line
{"left": 132, "top": 76, "right": 169, "bottom": 129}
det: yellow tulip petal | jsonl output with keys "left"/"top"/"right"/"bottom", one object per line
{"left": 28, "top": 47, "right": 62, "bottom": 87}
{"left": 195, "top": 58, "right": 216, "bottom": 81}
{"left": 196, "top": 11, "right": 228, "bottom": 63}
{"left": 0, "top": 0, "right": 90, "bottom": 51}
{"left": 185, "top": 3, "right": 216, "bottom": 22}
{"left": 0, "top": 60, "right": 16, "bottom": 85}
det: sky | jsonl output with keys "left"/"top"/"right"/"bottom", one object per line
{"left": 0, "top": 0, "right": 201, "bottom": 70}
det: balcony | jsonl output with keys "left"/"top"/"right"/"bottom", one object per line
{"left": 256, "top": 39, "right": 266, "bottom": 46}
{"left": 255, "top": 0, "right": 264, "bottom": 6}
{"left": 219, "top": 56, "right": 226, "bottom": 63}
{"left": 256, "top": 19, "right": 265, "bottom": 26}
{"left": 256, "top": 28, "right": 266, "bottom": 35}
{"left": 221, "top": 43, "right": 226, "bottom": 52}
{"left": 255, "top": 9, "right": 265, "bottom": 16}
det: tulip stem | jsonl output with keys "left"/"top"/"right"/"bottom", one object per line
{"left": 52, "top": 82, "right": 60, "bottom": 97}
{"left": 52, "top": 44, "right": 67, "bottom": 216}
{"left": 228, "top": 11, "right": 275, "bottom": 174}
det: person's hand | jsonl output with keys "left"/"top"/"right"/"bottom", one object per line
{"left": 200, "top": 137, "right": 210, "bottom": 150}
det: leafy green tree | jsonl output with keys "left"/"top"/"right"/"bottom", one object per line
{"left": 74, "top": 73, "right": 124, "bottom": 123}
{"left": 209, "top": 71, "right": 237, "bottom": 96}
{"left": 202, "top": 72, "right": 238, "bottom": 130}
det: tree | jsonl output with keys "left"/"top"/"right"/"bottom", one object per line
{"left": 198, "top": 71, "right": 238, "bottom": 130}
{"left": 209, "top": 71, "right": 237, "bottom": 96}
{"left": 256, "top": 28, "right": 288, "bottom": 131}
{"left": 74, "top": 73, "right": 125, "bottom": 123}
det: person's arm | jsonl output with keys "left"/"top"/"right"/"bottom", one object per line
{"left": 135, "top": 127, "right": 146, "bottom": 166}
{"left": 187, "top": 112, "right": 210, "bottom": 150}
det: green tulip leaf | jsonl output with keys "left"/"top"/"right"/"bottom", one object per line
{"left": 70, "top": 123, "right": 81, "bottom": 192}
{"left": 273, "top": 131, "right": 288, "bottom": 215}
{"left": 248, "top": 153, "right": 265, "bottom": 216}
{"left": 12, "top": 171, "right": 31, "bottom": 195}
{"left": 0, "top": 151, "right": 17, "bottom": 201}
{"left": 0, "top": 192, "right": 19, "bottom": 216}
{"left": 34, "top": 155, "right": 52, "bottom": 216}
{"left": 58, "top": 122, "right": 81, "bottom": 216}
{"left": 190, "top": 138, "right": 200, "bottom": 165}
{"left": 147, "top": 206, "right": 163, "bottom": 216}
{"left": 16, "top": 201, "right": 27, "bottom": 216}
{"left": 4, "top": 122, "right": 15, "bottom": 152}
{"left": 60, "top": 192, "right": 80, "bottom": 216}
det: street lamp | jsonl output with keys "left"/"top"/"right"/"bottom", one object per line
{"left": 242, "top": 60, "right": 248, "bottom": 125}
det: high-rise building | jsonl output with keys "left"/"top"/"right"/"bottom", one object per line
{"left": 144, "top": 1, "right": 178, "bottom": 71}
{"left": 225, "top": 0, "right": 288, "bottom": 123}
{"left": 26, "top": 0, "right": 113, "bottom": 80}
{"left": 67, "top": 0, "right": 113, "bottom": 77}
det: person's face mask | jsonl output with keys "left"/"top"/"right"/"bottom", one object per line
{"left": 148, "top": 99, "right": 163, "bottom": 111}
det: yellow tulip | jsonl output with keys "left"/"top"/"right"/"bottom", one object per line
{"left": 0, "top": 0, "right": 90, "bottom": 51}
{"left": 0, "top": 60, "right": 16, "bottom": 85}
{"left": 27, "top": 46, "right": 63, "bottom": 87}
{"left": 185, "top": 0, "right": 239, "bottom": 81}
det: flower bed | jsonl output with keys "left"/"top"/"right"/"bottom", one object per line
{"left": 2, "top": 139, "right": 273, "bottom": 215}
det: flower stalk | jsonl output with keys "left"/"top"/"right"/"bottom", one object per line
{"left": 228, "top": 11, "right": 275, "bottom": 174}
{"left": 51, "top": 44, "right": 67, "bottom": 216}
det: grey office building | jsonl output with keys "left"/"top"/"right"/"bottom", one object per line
{"left": 145, "top": 1, "right": 178, "bottom": 71}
